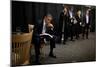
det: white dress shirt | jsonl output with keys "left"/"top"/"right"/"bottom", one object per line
{"left": 69, "top": 11, "right": 74, "bottom": 23}
{"left": 42, "top": 20, "right": 46, "bottom": 33}
{"left": 69, "top": 11, "right": 73, "bottom": 18}
{"left": 86, "top": 14, "right": 89, "bottom": 24}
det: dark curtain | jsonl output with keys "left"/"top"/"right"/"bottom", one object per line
{"left": 12, "top": 1, "right": 33, "bottom": 32}
{"left": 12, "top": 1, "right": 96, "bottom": 33}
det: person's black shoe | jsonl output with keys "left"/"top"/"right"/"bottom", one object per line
{"left": 49, "top": 54, "right": 56, "bottom": 58}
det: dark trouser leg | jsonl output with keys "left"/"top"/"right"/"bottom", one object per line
{"left": 70, "top": 26, "right": 73, "bottom": 40}
{"left": 86, "top": 27, "right": 89, "bottom": 39}
{"left": 63, "top": 31, "right": 67, "bottom": 44}
{"left": 34, "top": 37, "right": 41, "bottom": 64}
{"left": 49, "top": 37, "right": 55, "bottom": 55}
{"left": 59, "top": 32, "right": 62, "bottom": 43}
{"left": 73, "top": 24, "right": 75, "bottom": 36}
{"left": 75, "top": 25, "right": 78, "bottom": 39}
{"left": 49, "top": 46, "right": 53, "bottom": 55}
{"left": 75, "top": 29, "right": 78, "bottom": 39}
{"left": 82, "top": 27, "right": 85, "bottom": 39}
{"left": 49, "top": 47, "right": 56, "bottom": 58}
{"left": 71, "top": 32, "right": 73, "bottom": 40}
{"left": 77, "top": 26, "right": 80, "bottom": 38}
{"left": 49, "top": 36, "right": 56, "bottom": 58}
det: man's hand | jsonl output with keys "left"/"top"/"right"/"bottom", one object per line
{"left": 48, "top": 23, "right": 54, "bottom": 28}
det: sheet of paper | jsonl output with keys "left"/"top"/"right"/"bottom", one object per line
{"left": 40, "top": 33, "right": 53, "bottom": 38}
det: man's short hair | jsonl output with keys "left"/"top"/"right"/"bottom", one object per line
{"left": 46, "top": 13, "right": 53, "bottom": 18}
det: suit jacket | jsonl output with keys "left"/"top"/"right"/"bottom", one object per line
{"left": 32, "top": 20, "right": 42, "bottom": 36}
{"left": 83, "top": 14, "right": 91, "bottom": 26}
{"left": 58, "top": 12, "right": 70, "bottom": 33}
{"left": 32, "top": 19, "right": 54, "bottom": 43}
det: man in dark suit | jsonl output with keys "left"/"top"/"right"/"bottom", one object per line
{"left": 32, "top": 14, "right": 56, "bottom": 64}
{"left": 69, "top": 7, "right": 75, "bottom": 41}
{"left": 58, "top": 6, "right": 70, "bottom": 44}
{"left": 82, "top": 9, "right": 91, "bottom": 39}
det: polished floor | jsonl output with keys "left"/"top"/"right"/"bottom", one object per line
{"left": 30, "top": 32, "right": 96, "bottom": 65}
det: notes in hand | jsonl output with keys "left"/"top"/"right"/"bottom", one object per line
{"left": 40, "top": 33, "right": 53, "bottom": 38}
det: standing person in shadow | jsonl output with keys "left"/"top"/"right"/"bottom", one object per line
{"left": 69, "top": 6, "right": 75, "bottom": 41}
{"left": 31, "top": 14, "right": 56, "bottom": 64}
{"left": 82, "top": 9, "right": 91, "bottom": 39}
{"left": 75, "top": 10, "right": 82, "bottom": 39}
{"left": 58, "top": 5, "right": 70, "bottom": 44}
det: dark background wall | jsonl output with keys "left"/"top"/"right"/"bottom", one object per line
{"left": 12, "top": 1, "right": 96, "bottom": 32}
